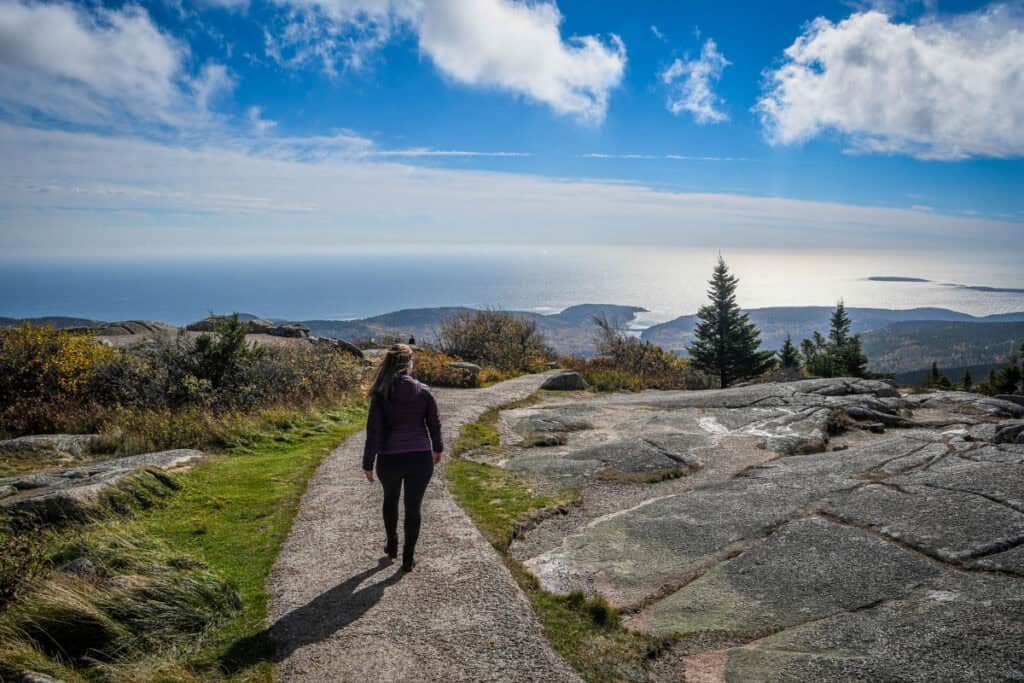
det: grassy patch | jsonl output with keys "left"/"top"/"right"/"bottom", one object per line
{"left": 138, "top": 403, "right": 366, "bottom": 679}
{"left": 450, "top": 394, "right": 542, "bottom": 458}
{"left": 451, "top": 421, "right": 502, "bottom": 457}
{"left": 447, "top": 459, "right": 578, "bottom": 550}
{"left": 507, "top": 560, "right": 665, "bottom": 683}
{"left": 0, "top": 402, "right": 366, "bottom": 682}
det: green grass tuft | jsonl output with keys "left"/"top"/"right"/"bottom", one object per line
{"left": 447, "top": 459, "right": 577, "bottom": 550}
{"left": 451, "top": 421, "right": 501, "bottom": 457}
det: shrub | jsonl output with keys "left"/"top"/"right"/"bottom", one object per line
{"left": 412, "top": 349, "right": 482, "bottom": 388}
{"left": 0, "top": 323, "right": 115, "bottom": 409}
{"left": 435, "top": 310, "right": 551, "bottom": 373}
{"left": 0, "top": 317, "right": 365, "bottom": 444}
{"left": 568, "top": 316, "right": 700, "bottom": 391}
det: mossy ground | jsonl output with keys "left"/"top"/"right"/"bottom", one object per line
{"left": 0, "top": 402, "right": 366, "bottom": 682}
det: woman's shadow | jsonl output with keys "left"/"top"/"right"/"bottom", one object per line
{"left": 221, "top": 558, "right": 404, "bottom": 673}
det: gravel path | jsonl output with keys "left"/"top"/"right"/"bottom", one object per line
{"left": 268, "top": 372, "right": 582, "bottom": 683}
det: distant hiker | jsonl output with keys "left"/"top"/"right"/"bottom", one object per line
{"left": 363, "top": 343, "right": 443, "bottom": 572}
{"left": 408, "top": 335, "right": 416, "bottom": 346}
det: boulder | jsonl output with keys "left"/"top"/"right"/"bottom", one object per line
{"left": 975, "top": 397, "right": 1024, "bottom": 418}
{"left": 311, "top": 336, "right": 365, "bottom": 360}
{"left": 447, "top": 362, "right": 482, "bottom": 375}
{"left": 0, "top": 434, "right": 98, "bottom": 456}
{"left": 541, "top": 371, "right": 589, "bottom": 391}
{"left": 994, "top": 420, "right": 1024, "bottom": 444}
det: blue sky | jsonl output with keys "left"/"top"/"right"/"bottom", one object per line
{"left": 0, "top": 0, "right": 1022, "bottom": 258}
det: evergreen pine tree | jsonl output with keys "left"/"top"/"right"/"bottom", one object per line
{"left": 962, "top": 368, "right": 973, "bottom": 392}
{"left": 802, "top": 332, "right": 833, "bottom": 377}
{"left": 687, "top": 256, "right": 775, "bottom": 388}
{"left": 778, "top": 334, "right": 800, "bottom": 370}
{"left": 839, "top": 334, "right": 869, "bottom": 377}
{"left": 828, "top": 299, "right": 852, "bottom": 348}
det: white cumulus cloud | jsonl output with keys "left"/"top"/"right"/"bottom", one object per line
{"left": 267, "top": 0, "right": 626, "bottom": 123}
{"left": 757, "top": 6, "right": 1024, "bottom": 159}
{"left": 0, "top": 0, "right": 232, "bottom": 128}
{"left": 660, "top": 38, "right": 730, "bottom": 124}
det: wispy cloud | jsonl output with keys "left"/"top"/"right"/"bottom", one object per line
{"left": 367, "top": 149, "right": 531, "bottom": 158}
{"left": 650, "top": 24, "right": 666, "bottom": 41}
{"left": 659, "top": 38, "right": 730, "bottom": 124}
{"left": 1, "top": 123, "right": 1018, "bottom": 259}
{"left": 582, "top": 153, "right": 745, "bottom": 161}
{"left": 246, "top": 106, "right": 277, "bottom": 133}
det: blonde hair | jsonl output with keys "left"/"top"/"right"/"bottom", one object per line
{"left": 369, "top": 343, "right": 413, "bottom": 400}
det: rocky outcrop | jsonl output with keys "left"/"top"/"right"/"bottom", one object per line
{"left": 541, "top": 371, "right": 589, "bottom": 391}
{"left": 0, "top": 434, "right": 98, "bottom": 456}
{"left": 467, "top": 378, "right": 1024, "bottom": 681}
{"left": 310, "top": 336, "right": 366, "bottom": 360}
{"left": 996, "top": 394, "right": 1024, "bottom": 408}
{"left": 0, "top": 449, "right": 203, "bottom": 527}
{"left": 187, "top": 316, "right": 309, "bottom": 338}
{"left": 90, "top": 320, "right": 178, "bottom": 336}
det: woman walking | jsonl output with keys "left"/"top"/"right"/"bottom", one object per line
{"left": 363, "top": 344, "right": 444, "bottom": 572}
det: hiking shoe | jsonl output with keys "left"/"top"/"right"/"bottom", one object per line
{"left": 384, "top": 538, "right": 398, "bottom": 560}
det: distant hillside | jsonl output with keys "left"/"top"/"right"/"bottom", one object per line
{"left": 861, "top": 321, "right": 1024, "bottom": 374}
{"left": 893, "top": 362, "right": 1004, "bottom": 387}
{"left": 0, "top": 316, "right": 104, "bottom": 329}
{"left": 300, "top": 304, "right": 647, "bottom": 356}
{"left": 641, "top": 306, "right": 1024, "bottom": 355}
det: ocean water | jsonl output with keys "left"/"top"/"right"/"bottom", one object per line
{"left": 1, "top": 246, "right": 1022, "bottom": 326}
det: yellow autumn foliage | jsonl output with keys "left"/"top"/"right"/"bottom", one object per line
{"left": 0, "top": 323, "right": 114, "bottom": 406}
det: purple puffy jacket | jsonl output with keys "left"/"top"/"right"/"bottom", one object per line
{"left": 362, "top": 372, "right": 444, "bottom": 470}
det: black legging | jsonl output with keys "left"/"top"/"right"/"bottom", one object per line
{"left": 376, "top": 451, "right": 434, "bottom": 558}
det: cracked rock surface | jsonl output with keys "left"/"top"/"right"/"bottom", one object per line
{"left": 480, "top": 379, "right": 1024, "bottom": 681}
{"left": 0, "top": 449, "right": 203, "bottom": 525}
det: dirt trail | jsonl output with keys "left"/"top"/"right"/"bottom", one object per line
{"left": 268, "top": 372, "right": 582, "bottom": 683}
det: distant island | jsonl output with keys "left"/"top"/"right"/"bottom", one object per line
{"left": 866, "top": 276, "right": 931, "bottom": 282}
{"left": 866, "top": 276, "right": 1024, "bottom": 294}
{"left": 945, "top": 283, "right": 1024, "bottom": 294}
